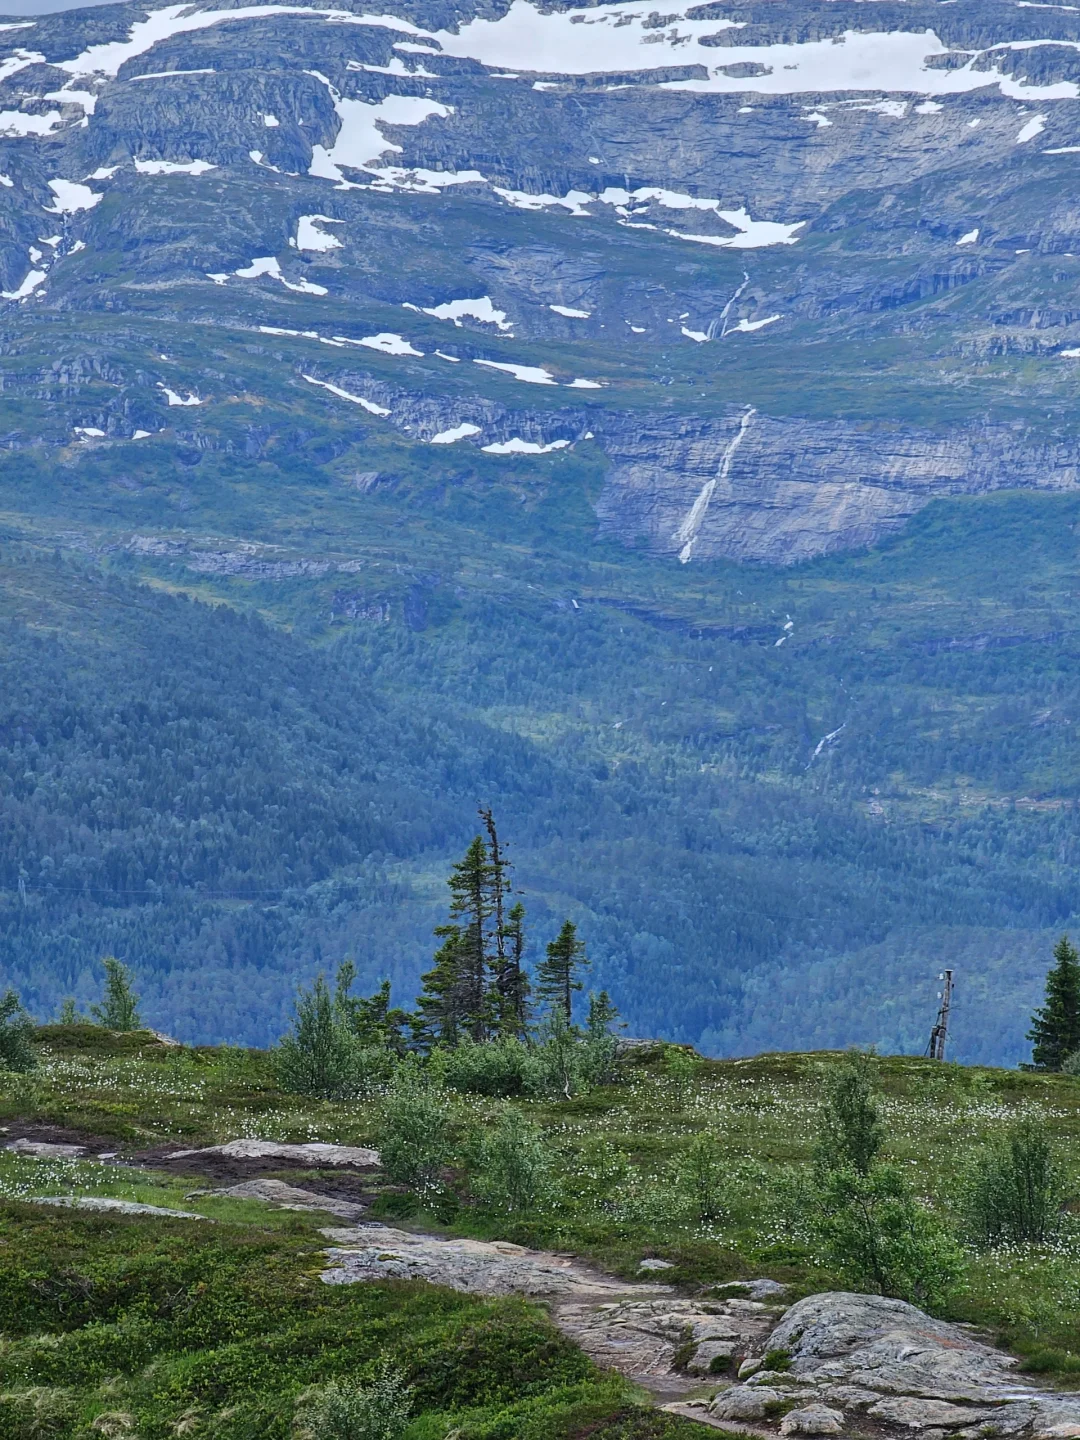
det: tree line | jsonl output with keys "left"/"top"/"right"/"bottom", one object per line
{"left": 270, "top": 810, "right": 620, "bottom": 1103}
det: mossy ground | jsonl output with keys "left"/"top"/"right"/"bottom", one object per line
{"left": 3, "top": 1033, "right": 1080, "bottom": 1438}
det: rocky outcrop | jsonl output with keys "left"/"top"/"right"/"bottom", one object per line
{"left": 594, "top": 412, "right": 1080, "bottom": 566}
{"left": 321, "top": 1223, "right": 782, "bottom": 1393}
{"left": 30, "top": 1196, "right": 207, "bottom": 1218}
{"left": 3, "top": 0, "right": 1080, "bottom": 562}
{"left": 202, "top": 1177, "right": 368, "bottom": 1220}
{"left": 676, "top": 1292, "right": 1080, "bottom": 1437}
{"left": 164, "top": 1139, "right": 381, "bottom": 1167}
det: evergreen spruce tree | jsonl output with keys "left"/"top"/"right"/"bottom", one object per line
{"left": 1028, "top": 934, "right": 1080, "bottom": 1070}
{"left": 492, "top": 900, "right": 531, "bottom": 1038}
{"left": 90, "top": 957, "right": 141, "bottom": 1032}
{"left": 413, "top": 927, "right": 471, "bottom": 1049}
{"left": 480, "top": 807, "right": 511, "bottom": 972}
{"left": 446, "top": 835, "right": 494, "bottom": 1041}
{"left": 537, "top": 920, "right": 588, "bottom": 1022}
{"left": 334, "top": 962, "right": 408, "bottom": 1052}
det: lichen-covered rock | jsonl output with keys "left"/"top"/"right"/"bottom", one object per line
{"left": 768, "top": 1292, "right": 1035, "bottom": 1403}
{"left": 6, "top": 1139, "right": 85, "bottom": 1158}
{"left": 685, "top": 1339, "right": 737, "bottom": 1374}
{"left": 208, "top": 1178, "right": 366, "bottom": 1220}
{"left": 323, "top": 1225, "right": 780, "bottom": 1394}
{"left": 709, "top": 1385, "right": 783, "bottom": 1420}
{"left": 758, "top": 1292, "right": 1080, "bottom": 1437}
{"left": 779, "top": 1404, "right": 845, "bottom": 1436}
{"left": 868, "top": 1397, "right": 997, "bottom": 1430}
{"left": 31, "top": 1196, "right": 207, "bottom": 1219}
{"left": 166, "top": 1139, "right": 380, "bottom": 1168}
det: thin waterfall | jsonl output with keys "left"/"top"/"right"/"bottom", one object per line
{"left": 673, "top": 406, "right": 755, "bottom": 563}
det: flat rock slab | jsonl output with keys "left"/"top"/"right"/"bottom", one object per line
{"left": 706, "top": 1292, "right": 1080, "bottom": 1438}
{"left": 322, "top": 1223, "right": 637, "bottom": 1298}
{"left": 165, "top": 1139, "right": 381, "bottom": 1168}
{"left": 6, "top": 1139, "right": 87, "bottom": 1158}
{"left": 322, "top": 1224, "right": 781, "bottom": 1396}
{"left": 30, "top": 1196, "right": 207, "bottom": 1219}
{"left": 208, "top": 1177, "right": 366, "bottom": 1220}
{"left": 771, "top": 1292, "right": 1034, "bottom": 1403}
{"left": 665, "top": 1401, "right": 773, "bottom": 1435}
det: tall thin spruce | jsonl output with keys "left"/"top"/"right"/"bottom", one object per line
{"left": 537, "top": 920, "right": 588, "bottom": 1022}
{"left": 497, "top": 899, "right": 531, "bottom": 1038}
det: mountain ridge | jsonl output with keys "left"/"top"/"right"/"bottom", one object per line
{"left": 2, "top": 0, "right": 1080, "bottom": 558}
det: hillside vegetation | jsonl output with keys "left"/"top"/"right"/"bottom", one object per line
{"left": 3, "top": 1032, "right": 1080, "bottom": 1438}
{"left": 6, "top": 486, "right": 1080, "bottom": 1061}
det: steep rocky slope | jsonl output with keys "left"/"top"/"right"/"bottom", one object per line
{"left": 3, "top": 0, "right": 1080, "bottom": 559}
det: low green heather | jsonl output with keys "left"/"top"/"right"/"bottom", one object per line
{"left": 4, "top": 1031, "right": 1080, "bottom": 1426}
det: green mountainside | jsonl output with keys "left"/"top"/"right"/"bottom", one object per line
{"left": 5, "top": 479, "right": 1080, "bottom": 1060}
{"left": 4, "top": 0, "right": 1080, "bottom": 1056}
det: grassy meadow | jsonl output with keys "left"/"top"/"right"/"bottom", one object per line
{"left": 3, "top": 1030, "right": 1080, "bottom": 1437}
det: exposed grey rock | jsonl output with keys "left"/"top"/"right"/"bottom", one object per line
{"left": 710, "top": 1385, "right": 783, "bottom": 1420}
{"left": 686, "top": 1338, "right": 738, "bottom": 1374}
{"left": 166, "top": 1138, "right": 380, "bottom": 1167}
{"left": 6, "top": 1139, "right": 86, "bottom": 1158}
{"left": 868, "top": 1397, "right": 997, "bottom": 1430}
{"left": 739, "top": 1356, "right": 765, "bottom": 1378}
{"left": 779, "top": 1404, "right": 845, "bottom": 1436}
{"left": 768, "top": 1292, "right": 1037, "bottom": 1403}
{"left": 322, "top": 1224, "right": 778, "bottom": 1392}
{"left": 749, "top": 1280, "right": 790, "bottom": 1300}
{"left": 205, "top": 1177, "right": 366, "bottom": 1219}
{"left": 820, "top": 1383, "right": 882, "bottom": 1408}
{"left": 721, "top": 1279, "right": 791, "bottom": 1300}
{"left": 757, "top": 1292, "right": 1080, "bottom": 1437}
{"left": 31, "top": 1195, "right": 206, "bottom": 1218}
{"left": 593, "top": 412, "right": 1080, "bottom": 566}
{"left": 638, "top": 1258, "right": 675, "bottom": 1272}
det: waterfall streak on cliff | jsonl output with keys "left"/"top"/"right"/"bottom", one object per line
{"left": 715, "top": 271, "right": 751, "bottom": 339}
{"left": 675, "top": 407, "right": 755, "bottom": 563}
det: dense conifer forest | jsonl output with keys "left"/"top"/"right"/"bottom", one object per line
{"left": 5, "top": 487, "right": 1080, "bottom": 1059}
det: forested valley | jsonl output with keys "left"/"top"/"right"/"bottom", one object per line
{"left": 5, "top": 485, "right": 1080, "bottom": 1062}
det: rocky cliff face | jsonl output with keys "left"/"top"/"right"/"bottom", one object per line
{"left": 3, "top": 0, "right": 1080, "bottom": 560}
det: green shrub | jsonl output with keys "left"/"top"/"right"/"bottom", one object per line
{"left": 964, "top": 1119, "right": 1065, "bottom": 1248}
{"left": 662, "top": 1047, "right": 701, "bottom": 1108}
{"left": 471, "top": 1109, "right": 551, "bottom": 1214}
{"left": 534, "top": 1009, "right": 589, "bottom": 1099}
{"left": 763, "top": 1349, "right": 792, "bottom": 1373}
{"left": 294, "top": 1368, "right": 412, "bottom": 1440}
{"left": 378, "top": 1080, "right": 453, "bottom": 1196}
{"left": 809, "top": 1163, "right": 963, "bottom": 1311}
{"left": 437, "top": 1037, "right": 544, "bottom": 1097}
{"left": 275, "top": 975, "right": 389, "bottom": 1099}
{"left": 580, "top": 991, "right": 622, "bottom": 1087}
{"left": 815, "top": 1051, "right": 883, "bottom": 1176}
{"left": 679, "top": 1133, "right": 727, "bottom": 1224}
{"left": 0, "top": 989, "right": 37, "bottom": 1073}
{"left": 407, "top": 1300, "right": 595, "bottom": 1408}
{"left": 89, "top": 957, "right": 141, "bottom": 1033}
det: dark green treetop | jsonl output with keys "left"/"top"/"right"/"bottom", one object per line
{"left": 1028, "top": 934, "right": 1080, "bottom": 1071}
{"left": 536, "top": 920, "right": 588, "bottom": 1022}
